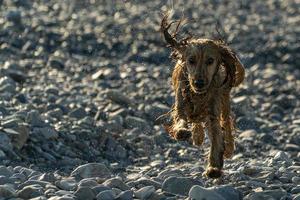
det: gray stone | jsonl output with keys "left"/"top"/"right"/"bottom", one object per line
{"left": 103, "top": 178, "right": 130, "bottom": 191}
{"left": 92, "top": 185, "right": 112, "bottom": 195}
{"left": 291, "top": 186, "right": 300, "bottom": 194}
{"left": 27, "top": 110, "right": 45, "bottom": 127}
{"left": 96, "top": 190, "right": 115, "bottom": 200}
{"left": 244, "top": 193, "right": 275, "bottom": 200}
{"left": 245, "top": 189, "right": 287, "bottom": 200}
{"left": 78, "top": 178, "right": 98, "bottom": 187}
{"left": 116, "top": 190, "right": 133, "bottom": 200}
{"left": 33, "top": 127, "right": 58, "bottom": 140}
{"left": 105, "top": 90, "right": 132, "bottom": 106}
{"left": 48, "top": 58, "right": 65, "bottom": 69}
{"left": 129, "top": 177, "right": 161, "bottom": 189}
{"left": 273, "top": 151, "right": 290, "bottom": 162}
{"left": 134, "top": 186, "right": 155, "bottom": 200}
{"left": 0, "top": 166, "right": 13, "bottom": 177}
{"left": 56, "top": 178, "right": 78, "bottom": 191}
{"left": 125, "top": 116, "right": 148, "bottom": 130}
{"left": 0, "top": 185, "right": 16, "bottom": 199}
{"left": 157, "top": 169, "right": 185, "bottom": 180}
{"left": 162, "top": 176, "right": 203, "bottom": 196}
{"left": 189, "top": 185, "right": 225, "bottom": 200}
{"left": 293, "top": 194, "right": 300, "bottom": 200}
{"left": 239, "top": 129, "right": 257, "bottom": 139}
{"left": 145, "top": 103, "right": 170, "bottom": 121}
{"left": 0, "top": 132, "right": 13, "bottom": 151}
{"left": 0, "top": 150, "right": 5, "bottom": 159}
{"left": 6, "top": 10, "right": 21, "bottom": 24}
{"left": 74, "top": 186, "right": 95, "bottom": 200}
{"left": 71, "top": 163, "right": 111, "bottom": 179}
{"left": 17, "top": 185, "right": 43, "bottom": 199}
{"left": 69, "top": 107, "right": 87, "bottom": 119}
{"left": 0, "top": 175, "right": 13, "bottom": 185}
{"left": 4, "top": 125, "right": 29, "bottom": 149}
{"left": 19, "top": 180, "right": 50, "bottom": 188}
{"left": 48, "top": 195, "right": 75, "bottom": 200}
{"left": 213, "top": 185, "right": 242, "bottom": 200}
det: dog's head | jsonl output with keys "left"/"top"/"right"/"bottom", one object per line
{"left": 161, "top": 15, "right": 244, "bottom": 94}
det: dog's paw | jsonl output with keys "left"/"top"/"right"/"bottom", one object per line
{"left": 204, "top": 167, "right": 223, "bottom": 179}
{"left": 224, "top": 141, "right": 235, "bottom": 159}
{"left": 174, "top": 129, "right": 191, "bottom": 141}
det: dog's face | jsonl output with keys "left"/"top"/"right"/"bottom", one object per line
{"left": 183, "top": 40, "right": 221, "bottom": 94}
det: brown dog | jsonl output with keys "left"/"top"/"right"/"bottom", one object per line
{"left": 161, "top": 14, "right": 245, "bottom": 178}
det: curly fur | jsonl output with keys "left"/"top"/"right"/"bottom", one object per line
{"left": 161, "top": 14, "right": 245, "bottom": 178}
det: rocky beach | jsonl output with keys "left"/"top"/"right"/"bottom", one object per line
{"left": 0, "top": 0, "right": 299, "bottom": 199}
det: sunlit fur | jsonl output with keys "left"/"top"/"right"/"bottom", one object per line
{"left": 161, "top": 18, "right": 245, "bottom": 178}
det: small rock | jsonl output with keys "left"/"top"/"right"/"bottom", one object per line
{"left": 125, "top": 116, "right": 148, "bottom": 130}
{"left": 273, "top": 151, "right": 290, "bottom": 162}
{"left": 56, "top": 178, "right": 78, "bottom": 191}
{"left": 27, "top": 110, "right": 45, "bottom": 127}
{"left": 189, "top": 185, "right": 225, "bottom": 200}
{"left": 0, "top": 185, "right": 16, "bottom": 199}
{"left": 244, "top": 192, "right": 275, "bottom": 200}
{"left": 48, "top": 58, "right": 65, "bottom": 69}
{"left": 239, "top": 129, "right": 257, "bottom": 139}
{"left": 134, "top": 186, "right": 155, "bottom": 200}
{"left": 17, "top": 185, "right": 43, "bottom": 199}
{"left": 74, "top": 187, "right": 95, "bottom": 200}
{"left": 69, "top": 107, "right": 87, "bottom": 119}
{"left": 5, "top": 125, "right": 29, "bottom": 149}
{"left": 0, "top": 166, "right": 13, "bottom": 177}
{"left": 78, "top": 178, "right": 98, "bottom": 187}
{"left": 92, "top": 185, "right": 111, "bottom": 195}
{"left": 213, "top": 185, "right": 242, "bottom": 200}
{"left": 293, "top": 194, "right": 300, "bottom": 200}
{"left": 145, "top": 103, "right": 170, "bottom": 121}
{"left": 103, "top": 178, "right": 130, "bottom": 191}
{"left": 96, "top": 190, "right": 115, "bottom": 200}
{"left": 71, "top": 163, "right": 111, "bottom": 179}
{"left": 162, "top": 176, "right": 203, "bottom": 196}
{"left": 116, "top": 190, "right": 133, "bottom": 200}
{"left": 105, "top": 90, "right": 132, "bottom": 106}
{"left": 33, "top": 127, "right": 58, "bottom": 140}
{"left": 6, "top": 10, "right": 21, "bottom": 24}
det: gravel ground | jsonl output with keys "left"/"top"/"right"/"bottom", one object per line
{"left": 0, "top": 0, "right": 299, "bottom": 199}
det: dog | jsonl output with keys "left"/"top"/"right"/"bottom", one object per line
{"left": 161, "top": 14, "right": 245, "bottom": 178}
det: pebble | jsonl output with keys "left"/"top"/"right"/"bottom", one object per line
{"left": 56, "top": 178, "right": 78, "bottom": 191}
{"left": 116, "top": 190, "right": 133, "bottom": 200}
{"left": 74, "top": 186, "right": 96, "bottom": 200}
{"left": 189, "top": 185, "right": 225, "bottom": 200}
{"left": 96, "top": 190, "right": 115, "bottom": 200}
{"left": 71, "top": 163, "right": 111, "bottom": 179}
{"left": 17, "top": 185, "right": 43, "bottom": 199}
{"left": 134, "top": 186, "right": 155, "bottom": 200}
{"left": 103, "top": 177, "right": 130, "bottom": 191}
{"left": 162, "top": 176, "right": 203, "bottom": 196}
{"left": 0, "top": 185, "right": 16, "bottom": 199}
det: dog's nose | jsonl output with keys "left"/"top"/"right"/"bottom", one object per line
{"left": 194, "top": 79, "right": 205, "bottom": 88}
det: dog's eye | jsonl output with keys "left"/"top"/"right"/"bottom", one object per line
{"left": 206, "top": 57, "right": 214, "bottom": 65}
{"left": 188, "top": 57, "right": 196, "bottom": 65}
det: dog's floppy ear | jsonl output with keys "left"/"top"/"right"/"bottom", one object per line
{"left": 160, "top": 13, "right": 187, "bottom": 57}
{"left": 219, "top": 45, "right": 245, "bottom": 87}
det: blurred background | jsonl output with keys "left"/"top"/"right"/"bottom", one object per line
{"left": 0, "top": 0, "right": 299, "bottom": 199}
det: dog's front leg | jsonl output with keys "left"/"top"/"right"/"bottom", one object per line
{"left": 221, "top": 91, "right": 235, "bottom": 159}
{"left": 206, "top": 117, "right": 224, "bottom": 178}
{"left": 171, "top": 82, "right": 192, "bottom": 141}
{"left": 205, "top": 99, "right": 225, "bottom": 178}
